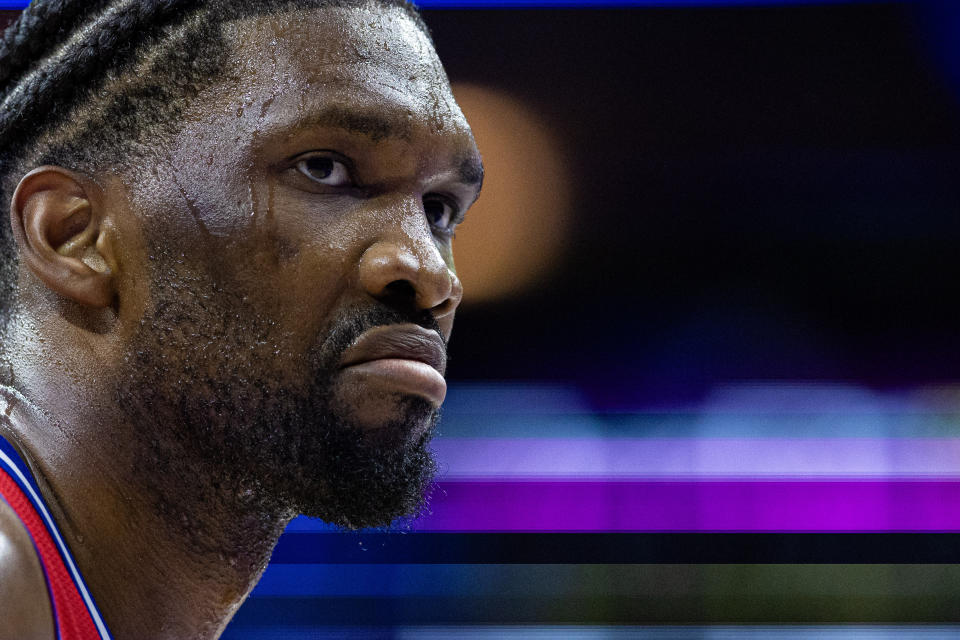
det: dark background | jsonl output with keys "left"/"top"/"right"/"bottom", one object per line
{"left": 425, "top": 2, "right": 960, "bottom": 408}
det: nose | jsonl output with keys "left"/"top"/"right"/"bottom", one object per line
{"left": 358, "top": 226, "right": 463, "bottom": 320}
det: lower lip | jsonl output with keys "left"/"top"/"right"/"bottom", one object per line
{"left": 339, "top": 359, "right": 447, "bottom": 406}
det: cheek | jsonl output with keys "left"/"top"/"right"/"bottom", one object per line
{"left": 272, "top": 235, "right": 300, "bottom": 262}
{"left": 442, "top": 245, "right": 456, "bottom": 273}
{"left": 163, "top": 133, "right": 257, "bottom": 238}
{"left": 241, "top": 228, "right": 356, "bottom": 346}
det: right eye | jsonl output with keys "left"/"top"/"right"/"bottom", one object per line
{"left": 296, "top": 155, "right": 351, "bottom": 187}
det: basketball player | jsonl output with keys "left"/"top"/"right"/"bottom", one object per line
{"left": 0, "top": 1, "right": 482, "bottom": 637}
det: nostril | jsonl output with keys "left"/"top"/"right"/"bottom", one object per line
{"left": 382, "top": 279, "right": 418, "bottom": 305}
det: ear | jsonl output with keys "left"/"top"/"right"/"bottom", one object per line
{"left": 9, "top": 166, "right": 116, "bottom": 308}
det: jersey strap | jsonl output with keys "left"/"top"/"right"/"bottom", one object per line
{"left": 0, "top": 436, "right": 113, "bottom": 640}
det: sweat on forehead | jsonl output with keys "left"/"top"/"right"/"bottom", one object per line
{"left": 224, "top": 2, "right": 437, "bottom": 66}
{"left": 0, "top": 0, "right": 433, "bottom": 332}
{"left": 214, "top": 6, "right": 456, "bottom": 134}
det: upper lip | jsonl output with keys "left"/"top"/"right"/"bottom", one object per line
{"left": 339, "top": 324, "right": 447, "bottom": 374}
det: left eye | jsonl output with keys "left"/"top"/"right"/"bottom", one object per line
{"left": 424, "top": 197, "right": 457, "bottom": 233}
{"left": 296, "top": 156, "right": 351, "bottom": 186}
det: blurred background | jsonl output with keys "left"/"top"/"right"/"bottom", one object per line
{"left": 11, "top": 0, "right": 960, "bottom": 636}
{"left": 439, "top": 0, "right": 960, "bottom": 396}
{"left": 245, "top": 2, "right": 960, "bottom": 635}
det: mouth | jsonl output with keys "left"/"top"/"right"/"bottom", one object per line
{"left": 338, "top": 324, "right": 448, "bottom": 407}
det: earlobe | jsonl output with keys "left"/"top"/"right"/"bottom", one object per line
{"left": 9, "top": 167, "right": 115, "bottom": 308}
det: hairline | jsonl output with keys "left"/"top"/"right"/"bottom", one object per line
{"left": 0, "top": 0, "right": 435, "bottom": 346}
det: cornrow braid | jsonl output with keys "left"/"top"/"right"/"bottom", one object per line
{"left": 0, "top": 0, "right": 194, "bottom": 167}
{"left": 0, "top": 0, "right": 110, "bottom": 90}
{"left": 0, "top": 0, "right": 429, "bottom": 338}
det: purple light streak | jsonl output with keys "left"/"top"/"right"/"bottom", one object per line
{"left": 416, "top": 480, "right": 960, "bottom": 531}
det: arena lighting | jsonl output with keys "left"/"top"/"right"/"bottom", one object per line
{"left": 448, "top": 83, "right": 570, "bottom": 303}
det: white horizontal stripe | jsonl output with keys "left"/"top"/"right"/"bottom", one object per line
{"left": 432, "top": 437, "right": 960, "bottom": 478}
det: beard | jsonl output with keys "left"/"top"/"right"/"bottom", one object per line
{"left": 115, "top": 272, "right": 441, "bottom": 532}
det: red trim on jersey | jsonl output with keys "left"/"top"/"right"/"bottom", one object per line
{"left": 0, "top": 466, "right": 102, "bottom": 640}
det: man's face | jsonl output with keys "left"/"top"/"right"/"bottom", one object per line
{"left": 114, "top": 4, "right": 481, "bottom": 529}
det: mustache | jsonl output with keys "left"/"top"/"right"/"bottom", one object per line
{"left": 318, "top": 306, "right": 445, "bottom": 366}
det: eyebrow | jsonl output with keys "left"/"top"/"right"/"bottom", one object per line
{"left": 291, "top": 106, "right": 484, "bottom": 188}
{"left": 459, "top": 155, "right": 484, "bottom": 189}
{"left": 294, "top": 106, "right": 413, "bottom": 142}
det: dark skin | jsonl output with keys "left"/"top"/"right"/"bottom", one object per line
{"left": 0, "top": 5, "right": 482, "bottom": 639}
{"left": 0, "top": 489, "right": 53, "bottom": 640}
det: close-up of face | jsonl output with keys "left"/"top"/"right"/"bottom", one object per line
{"left": 107, "top": 4, "right": 482, "bottom": 529}
{"left": 13, "top": 2, "right": 960, "bottom": 638}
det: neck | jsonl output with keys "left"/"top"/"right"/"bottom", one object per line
{"left": 0, "top": 380, "right": 293, "bottom": 640}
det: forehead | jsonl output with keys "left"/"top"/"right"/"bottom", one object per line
{"left": 140, "top": 5, "right": 479, "bottom": 238}
{"left": 215, "top": 5, "right": 465, "bottom": 137}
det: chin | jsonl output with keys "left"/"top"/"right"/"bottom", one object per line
{"left": 291, "top": 400, "right": 440, "bottom": 529}
{"left": 333, "top": 386, "right": 440, "bottom": 441}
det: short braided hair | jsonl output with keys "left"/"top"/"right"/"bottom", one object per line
{"left": 0, "top": 0, "right": 430, "bottom": 329}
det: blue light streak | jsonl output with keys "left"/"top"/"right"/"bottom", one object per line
{"left": 0, "top": 0, "right": 892, "bottom": 8}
